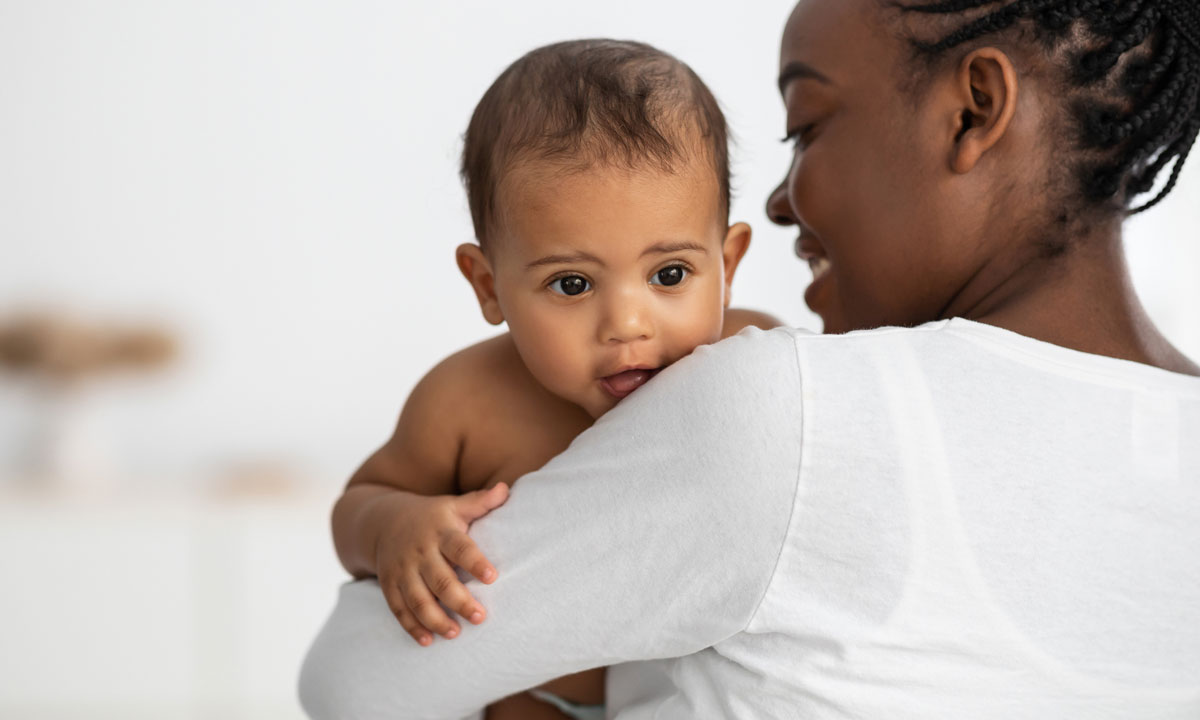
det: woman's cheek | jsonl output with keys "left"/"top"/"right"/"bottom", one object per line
{"left": 788, "top": 152, "right": 830, "bottom": 230}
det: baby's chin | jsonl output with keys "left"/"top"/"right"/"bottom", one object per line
{"left": 580, "top": 392, "right": 619, "bottom": 419}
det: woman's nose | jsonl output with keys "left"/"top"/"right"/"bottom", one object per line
{"left": 766, "top": 179, "right": 795, "bottom": 227}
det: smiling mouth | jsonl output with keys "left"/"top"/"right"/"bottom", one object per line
{"left": 800, "top": 250, "right": 833, "bottom": 314}
{"left": 795, "top": 235, "right": 832, "bottom": 281}
{"left": 809, "top": 255, "right": 832, "bottom": 282}
{"left": 600, "top": 367, "right": 662, "bottom": 400}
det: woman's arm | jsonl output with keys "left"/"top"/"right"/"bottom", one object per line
{"left": 299, "top": 328, "right": 805, "bottom": 720}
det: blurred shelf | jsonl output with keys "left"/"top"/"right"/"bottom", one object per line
{"left": 0, "top": 484, "right": 349, "bottom": 719}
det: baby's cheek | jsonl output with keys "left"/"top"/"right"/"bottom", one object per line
{"left": 512, "top": 333, "right": 575, "bottom": 395}
{"left": 675, "top": 315, "right": 725, "bottom": 359}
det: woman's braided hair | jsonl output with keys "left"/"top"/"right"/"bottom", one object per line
{"left": 899, "top": 0, "right": 1200, "bottom": 215}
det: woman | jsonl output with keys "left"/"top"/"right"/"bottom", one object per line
{"left": 300, "top": 1, "right": 1200, "bottom": 717}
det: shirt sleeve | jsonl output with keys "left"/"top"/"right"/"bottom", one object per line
{"left": 298, "top": 327, "right": 805, "bottom": 720}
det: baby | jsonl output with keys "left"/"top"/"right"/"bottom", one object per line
{"left": 331, "top": 39, "right": 779, "bottom": 719}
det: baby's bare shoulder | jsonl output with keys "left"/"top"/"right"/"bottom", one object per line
{"left": 721, "top": 307, "right": 785, "bottom": 338}
{"left": 428, "top": 333, "right": 535, "bottom": 401}
{"left": 389, "top": 335, "right": 526, "bottom": 450}
{"left": 423, "top": 333, "right": 578, "bottom": 437}
{"left": 367, "top": 334, "right": 542, "bottom": 494}
{"left": 429, "top": 333, "right": 591, "bottom": 490}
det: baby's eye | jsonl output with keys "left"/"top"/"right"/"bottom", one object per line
{"left": 650, "top": 265, "right": 688, "bottom": 287}
{"left": 549, "top": 275, "right": 590, "bottom": 296}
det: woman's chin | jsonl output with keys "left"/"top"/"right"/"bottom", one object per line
{"left": 817, "top": 311, "right": 850, "bottom": 335}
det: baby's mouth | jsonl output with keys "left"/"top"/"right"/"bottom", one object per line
{"left": 600, "top": 367, "right": 661, "bottom": 400}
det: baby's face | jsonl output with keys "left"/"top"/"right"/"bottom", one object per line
{"left": 488, "top": 157, "right": 742, "bottom": 418}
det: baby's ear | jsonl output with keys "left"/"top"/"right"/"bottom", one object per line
{"left": 456, "top": 243, "right": 505, "bottom": 325}
{"left": 720, "top": 223, "right": 752, "bottom": 307}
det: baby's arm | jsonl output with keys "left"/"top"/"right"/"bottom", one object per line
{"left": 332, "top": 351, "right": 508, "bottom": 645}
{"left": 332, "top": 347, "right": 594, "bottom": 719}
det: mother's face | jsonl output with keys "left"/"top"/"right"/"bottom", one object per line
{"left": 766, "top": 0, "right": 981, "bottom": 334}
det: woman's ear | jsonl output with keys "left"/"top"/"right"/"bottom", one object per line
{"left": 950, "top": 47, "right": 1019, "bottom": 174}
{"left": 455, "top": 243, "right": 505, "bottom": 325}
{"left": 720, "top": 222, "right": 752, "bottom": 308}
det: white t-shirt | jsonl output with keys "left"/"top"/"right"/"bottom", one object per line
{"left": 299, "top": 319, "right": 1200, "bottom": 719}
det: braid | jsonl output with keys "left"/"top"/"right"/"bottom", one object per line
{"left": 911, "top": 0, "right": 1062, "bottom": 53}
{"left": 1164, "top": 0, "right": 1200, "bottom": 54}
{"left": 1123, "top": 29, "right": 1178, "bottom": 92}
{"left": 1095, "top": 0, "right": 1153, "bottom": 33}
{"left": 1076, "top": 2, "right": 1160, "bottom": 84}
{"left": 1084, "top": 35, "right": 1189, "bottom": 147}
{"left": 898, "top": 0, "right": 1200, "bottom": 216}
{"left": 1038, "top": 0, "right": 1110, "bottom": 34}
{"left": 1126, "top": 117, "right": 1200, "bottom": 212}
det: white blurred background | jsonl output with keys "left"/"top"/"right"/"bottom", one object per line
{"left": 0, "top": 1, "right": 1196, "bottom": 718}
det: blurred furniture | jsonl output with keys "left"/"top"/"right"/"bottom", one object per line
{"left": 0, "top": 488, "right": 346, "bottom": 720}
{"left": 0, "top": 312, "right": 177, "bottom": 493}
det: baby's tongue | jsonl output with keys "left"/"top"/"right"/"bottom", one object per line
{"left": 607, "top": 369, "right": 655, "bottom": 394}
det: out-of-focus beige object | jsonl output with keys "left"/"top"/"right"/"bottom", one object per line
{"left": 0, "top": 311, "right": 179, "bottom": 496}
{"left": 212, "top": 460, "right": 301, "bottom": 499}
{"left": 0, "top": 312, "right": 176, "bottom": 383}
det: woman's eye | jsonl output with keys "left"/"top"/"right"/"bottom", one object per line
{"left": 650, "top": 265, "right": 688, "bottom": 287}
{"left": 549, "top": 275, "right": 590, "bottom": 296}
{"left": 782, "top": 123, "right": 815, "bottom": 150}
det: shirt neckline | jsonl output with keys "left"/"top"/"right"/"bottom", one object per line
{"left": 943, "top": 317, "right": 1200, "bottom": 395}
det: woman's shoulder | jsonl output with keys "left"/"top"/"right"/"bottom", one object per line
{"left": 774, "top": 317, "right": 1200, "bottom": 396}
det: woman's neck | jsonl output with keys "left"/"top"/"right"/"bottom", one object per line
{"left": 951, "top": 228, "right": 1200, "bottom": 376}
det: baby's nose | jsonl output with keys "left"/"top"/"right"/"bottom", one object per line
{"left": 600, "top": 294, "right": 654, "bottom": 344}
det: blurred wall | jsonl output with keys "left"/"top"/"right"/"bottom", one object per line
{"left": 1, "top": 0, "right": 1196, "bottom": 488}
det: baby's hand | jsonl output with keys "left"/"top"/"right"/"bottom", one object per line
{"left": 377, "top": 483, "right": 509, "bottom": 646}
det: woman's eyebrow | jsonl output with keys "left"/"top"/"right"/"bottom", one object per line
{"left": 778, "top": 61, "right": 832, "bottom": 94}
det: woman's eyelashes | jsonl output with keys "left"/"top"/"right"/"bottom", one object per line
{"left": 545, "top": 263, "right": 693, "bottom": 296}
{"left": 782, "top": 122, "right": 817, "bottom": 150}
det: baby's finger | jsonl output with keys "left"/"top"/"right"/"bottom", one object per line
{"left": 400, "top": 571, "right": 461, "bottom": 639}
{"left": 455, "top": 482, "right": 509, "bottom": 523}
{"left": 384, "top": 582, "right": 433, "bottom": 646}
{"left": 440, "top": 530, "right": 498, "bottom": 584}
{"left": 421, "top": 557, "right": 487, "bottom": 626}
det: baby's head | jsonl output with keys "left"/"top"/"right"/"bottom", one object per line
{"left": 455, "top": 39, "right": 751, "bottom": 418}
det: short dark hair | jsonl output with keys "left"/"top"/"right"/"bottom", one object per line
{"left": 461, "top": 39, "right": 731, "bottom": 247}
{"left": 890, "top": 0, "right": 1200, "bottom": 218}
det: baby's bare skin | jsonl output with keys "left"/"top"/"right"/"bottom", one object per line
{"left": 449, "top": 333, "right": 593, "bottom": 494}
{"left": 336, "top": 307, "right": 778, "bottom": 713}
{"left": 334, "top": 138, "right": 776, "bottom": 719}
{"left": 460, "top": 309, "right": 782, "bottom": 492}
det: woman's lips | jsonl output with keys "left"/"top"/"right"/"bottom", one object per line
{"left": 795, "top": 232, "right": 833, "bottom": 315}
{"left": 804, "top": 256, "right": 833, "bottom": 312}
{"left": 600, "top": 368, "right": 661, "bottom": 399}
